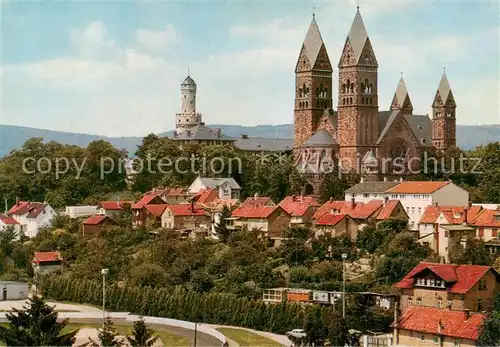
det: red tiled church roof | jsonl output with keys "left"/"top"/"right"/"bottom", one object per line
{"left": 394, "top": 262, "right": 495, "bottom": 294}
{"left": 394, "top": 306, "right": 485, "bottom": 341}
{"left": 386, "top": 181, "right": 450, "bottom": 194}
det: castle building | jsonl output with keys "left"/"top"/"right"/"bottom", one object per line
{"left": 294, "top": 9, "right": 457, "bottom": 194}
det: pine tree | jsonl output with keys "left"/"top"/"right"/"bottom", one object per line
{"left": 127, "top": 317, "right": 158, "bottom": 347}
{"left": 92, "top": 316, "right": 122, "bottom": 347}
{"left": 215, "top": 205, "right": 232, "bottom": 243}
{"left": 328, "top": 313, "right": 349, "bottom": 347}
{"left": 0, "top": 295, "right": 78, "bottom": 346}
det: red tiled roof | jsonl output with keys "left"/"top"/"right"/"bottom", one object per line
{"left": 394, "top": 262, "right": 495, "bottom": 294}
{"left": 167, "top": 204, "right": 206, "bottom": 217}
{"left": 8, "top": 201, "right": 48, "bottom": 218}
{"left": 164, "top": 188, "right": 188, "bottom": 196}
{"left": 145, "top": 204, "right": 168, "bottom": 217}
{"left": 279, "top": 196, "right": 319, "bottom": 216}
{"left": 194, "top": 188, "right": 219, "bottom": 204}
{"left": 99, "top": 201, "right": 133, "bottom": 211}
{"left": 132, "top": 194, "right": 163, "bottom": 209}
{"left": 0, "top": 214, "right": 19, "bottom": 225}
{"left": 83, "top": 214, "right": 114, "bottom": 226}
{"left": 420, "top": 205, "right": 483, "bottom": 224}
{"left": 314, "top": 200, "right": 382, "bottom": 220}
{"left": 469, "top": 208, "right": 500, "bottom": 228}
{"left": 242, "top": 196, "right": 274, "bottom": 208}
{"left": 394, "top": 306, "right": 485, "bottom": 340}
{"left": 232, "top": 205, "right": 286, "bottom": 219}
{"left": 386, "top": 181, "right": 450, "bottom": 194}
{"left": 315, "top": 213, "right": 347, "bottom": 226}
{"left": 32, "top": 251, "right": 62, "bottom": 264}
{"left": 376, "top": 200, "right": 403, "bottom": 220}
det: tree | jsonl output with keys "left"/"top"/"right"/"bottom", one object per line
{"left": 449, "top": 237, "right": 494, "bottom": 266}
{"left": 94, "top": 316, "right": 122, "bottom": 347}
{"left": 327, "top": 313, "right": 348, "bottom": 347}
{"left": 0, "top": 295, "right": 78, "bottom": 346}
{"left": 478, "top": 294, "right": 500, "bottom": 346}
{"left": 215, "top": 205, "right": 232, "bottom": 243}
{"left": 127, "top": 317, "right": 158, "bottom": 347}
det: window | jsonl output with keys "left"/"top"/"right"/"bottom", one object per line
{"left": 445, "top": 230, "right": 449, "bottom": 238}
{"left": 477, "top": 298, "right": 483, "bottom": 311}
{"left": 408, "top": 298, "right": 413, "bottom": 306}
{"left": 364, "top": 194, "right": 369, "bottom": 198}
{"left": 419, "top": 334, "right": 425, "bottom": 342}
{"left": 391, "top": 194, "right": 398, "bottom": 199}
{"left": 437, "top": 298, "right": 442, "bottom": 308}
{"left": 478, "top": 279, "right": 487, "bottom": 290}
{"left": 454, "top": 339, "right": 460, "bottom": 347}
{"left": 493, "top": 229, "right": 498, "bottom": 237}
{"left": 414, "top": 194, "right": 421, "bottom": 199}
{"left": 479, "top": 228, "right": 484, "bottom": 238}
{"left": 416, "top": 298, "right": 422, "bottom": 306}
{"left": 418, "top": 207, "right": 422, "bottom": 214}
{"left": 399, "top": 194, "right": 406, "bottom": 199}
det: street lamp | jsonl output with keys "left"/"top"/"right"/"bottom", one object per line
{"left": 341, "top": 253, "right": 347, "bottom": 319}
{"left": 101, "top": 268, "right": 109, "bottom": 329}
{"left": 194, "top": 322, "right": 199, "bottom": 347}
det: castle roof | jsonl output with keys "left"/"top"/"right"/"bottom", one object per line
{"left": 302, "top": 129, "right": 337, "bottom": 147}
{"left": 182, "top": 75, "right": 196, "bottom": 86}
{"left": 347, "top": 9, "right": 369, "bottom": 63}
{"left": 303, "top": 15, "right": 325, "bottom": 67}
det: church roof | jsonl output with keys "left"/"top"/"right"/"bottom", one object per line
{"left": 182, "top": 75, "right": 196, "bottom": 86}
{"left": 347, "top": 9, "right": 369, "bottom": 63}
{"left": 302, "top": 129, "right": 337, "bottom": 147}
{"left": 438, "top": 73, "right": 452, "bottom": 102}
{"left": 377, "top": 111, "right": 433, "bottom": 147}
{"left": 303, "top": 16, "right": 325, "bottom": 67}
{"left": 395, "top": 77, "right": 410, "bottom": 108}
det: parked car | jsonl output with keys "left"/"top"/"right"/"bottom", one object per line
{"left": 286, "top": 329, "right": 306, "bottom": 339}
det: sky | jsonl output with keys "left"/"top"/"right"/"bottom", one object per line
{"left": 2, "top": 0, "right": 499, "bottom": 137}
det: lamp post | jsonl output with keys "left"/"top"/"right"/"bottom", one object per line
{"left": 101, "top": 268, "right": 109, "bottom": 329}
{"left": 342, "top": 253, "right": 347, "bottom": 319}
{"left": 194, "top": 322, "right": 198, "bottom": 347}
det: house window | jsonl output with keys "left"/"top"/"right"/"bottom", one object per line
{"left": 454, "top": 339, "right": 460, "bottom": 347}
{"left": 364, "top": 193, "right": 369, "bottom": 198}
{"left": 437, "top": 298, "right": 442, "bottom": 308}
{"left": 445, "top": 230, "right": 449, "bottom": 238}
{"left": 493, "top": 229, "right": 498, "bottom": 237}
{"left": 419, "top": 334, "right": 425, "bottom": 342}
{"left": 478, "top": 228, "right": 484, "bottom": 238}
{"left": 447, "top": 300, "right": 452, "bottom": 308}
{"left": 391, "top": 194, "right": 398, "bottom": 199}
{"left": 416, "top": 298, "right": 422, "bottom": 306}
{"left": 408, "top": 297, "right": 413, "bottom": 306}
{"left": 477, "top": 298, "right": 483, "bottom": 311}
{"left": 478, "top": 279, "right": 487, "bottom": 290}
{"left": 399, "top": 194, "right": 406, "bottom": 199}
{"left": 433, "top": 336, "right": 439, "bottom": 344}
{"left": 43, "top": 210, "right": 46, "bottom": 214}
{"left": 418, "top": 207, "right": 422, "bottom": 214}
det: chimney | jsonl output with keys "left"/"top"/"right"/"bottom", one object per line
{"left": 399, "top": 177, "right": 403, "bottom": 182}
{"left": 360, "top": 176, "right": 364, "bottom": 183}
{"left": 254, "top": 193, "right": 258, "bottom": 199}
{"left": 351, "top": 197, "right": 355, "bottom": 209}
{"left": 329, "top": 197, "right": 333, "bottom": 202}
{"left": 468, "top": 201, "right": 472, "bottom": 209}
{"left": 463, "top": 309, "right": 470, "bottom": 321}
{"left": 463, "top": 207, "right": 468, "bottom": 225}
{"left": 435, "top": 202, "right": 439, "bottom": 207}
{"left": 384, "top": 176, "right": 388, "bottom": 182}
{"left": 437, "top": 320, "right": 444, "bottom": 335}
{"left": 384, "top": 196, "right": 389, "bottom": 205}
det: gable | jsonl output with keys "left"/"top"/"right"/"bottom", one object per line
{"left": 357, "top": 38, "right": 378, "bottom": 67}
{"left": 312, "top": 44, "right": 333, "bottom": 71}
{"left": 377, "top": 110, "right": 421, "bottom": 148}
{"left": 295, "top": 45, "right": 313, "bottom": 73}
{"left": 338, "top": 39, "right": 357, "bottom": 67}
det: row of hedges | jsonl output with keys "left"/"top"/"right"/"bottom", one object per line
{"left": 40, "top": 276, "right": 333, "bottom": 334}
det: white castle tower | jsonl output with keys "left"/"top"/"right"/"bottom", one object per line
{"left": 175, "top": 73, "right": 202, "bottom": 136}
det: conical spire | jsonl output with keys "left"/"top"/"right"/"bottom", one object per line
{"left": 303, "top": 15, "right": 325, "bottom": 67}
{"left": 347, "top": 8, "right": 369, "bottom": 63}
{"left": 437, "top": 72, "right": 451, "bottom": 102}
{"left": 391, "top": 75, "right": 413, "bottom": 113}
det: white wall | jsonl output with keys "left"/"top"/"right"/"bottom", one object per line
{"left": 0, "top": 282, "right": 29, "bottom": 300}
{"left": 188, "top": 177, "right": 205, "bottom": 194}
{"left": 16, "top": 205, "right": 57, "bottom": 238}
{"left": 431, "top": 183, "right": 469, "bottom": 207}
{"left": 65, "top": 206, "right": 99, "bottom": 218}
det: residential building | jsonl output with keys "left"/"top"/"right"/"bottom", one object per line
{"left": 143, "top": 204, "right": 168, "bottom": 229}
{"left": 314, "top": 214, "right": 359, "bottom": 240}
{"left": 393, "top": 306, "right": 485, "bottom": 347}
{"left": 278, "top": 195, "right": 319, "bottom": 227}
{"left": 191, "top": 188, "right": 220, "bottom": 205}
{"left": 200, "top": 198, "right": 240, "bottom": 238}
{"left": 230, "top": 205, "right": 291, "bottom": 244}
{"left": 131, "top": 193, "right": 166, "bottom": 228}
{"left": 161, "top": 203, "right": 210, "bottom": 230}
{"left": 384, "top": 181, "right": 469, "bottom": 230}
{"left": 188, "top": 177, "right": 241, "bottom": 200}
{"left": 82, "top": 215, "right": 117, "bottom": 236}
{"left": 394, "top": 262, "right": 500, "bottom": 312}
{"left": 470, "top": 208, "right": 500, "bottom": 242}
{"left": 0, "top": 214, "right": 21, "bottom": 238}
{"left": 344, "top": 181, "right": 400, "bottom": 203}
{"left": 8, "top": 201, "right": 57, "bottom": 238}
{"left": 98, "top": 201, "right": 133, "bottom": 218}
{"left": 419, "top": 205, "right": 483, "bottom": 262}
{"left": 157, "top": 188, "right": 192, "bottom": 204}
{"left": 0, "top": 281, "right": 29, "bottom": 301}
{"left": 32, "top": 251, "right": 63, "bottom": 277}
{"left": 64, "top": 205, "right": 99, "bottom": 218}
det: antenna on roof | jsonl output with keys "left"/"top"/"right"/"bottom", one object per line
{"left": 443, "top": 66, "right": 446, "bottom": 74}
{"left": 357, "top": 0, "right": 360, "bottom": 11}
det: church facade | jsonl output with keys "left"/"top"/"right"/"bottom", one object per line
{"left": 294, "top": 9, "right": 457, "bottom": 194}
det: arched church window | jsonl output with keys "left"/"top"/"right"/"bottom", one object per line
{"left": 349, "top": 97, "right": 353, "bottom": 105}
{"left": 325, "top": 88, "right": 328, "bottom": 97}
{"left": 346, "top": 79, "right": 350, "bottom": 92}
{"left": 305, "top": 101, "right": 308, "bottom": 108}
{"left": 369, "top": 84, "right": 373, "bottom": 94}
{"left": 447, "top": 112, "right": 452, "bottom": 118}
{"left": 391, "top": 139, "right": 408, "bottom": 159}
{"left": 369, "top": 98, "right": 373, "bottom": 105}
{"left": 350, "top": 83, "right": 354, "bottom": 93}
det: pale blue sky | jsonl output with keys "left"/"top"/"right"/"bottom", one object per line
{"left": 2, "top": 0, "right": 499, "bottom": 136}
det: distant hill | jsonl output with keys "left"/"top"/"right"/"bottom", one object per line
{"left": 0, "top": 124, "right": 498, "bottom": 157}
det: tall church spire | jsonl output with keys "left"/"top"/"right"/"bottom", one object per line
{"left": 391, "top": 75, "right": 413, "bottom": 114}
{"left": 437, "top": 72, "right": 452, "bottom": 104}
{"left": 432, "top": 72, "right": 456, "bottom": 150}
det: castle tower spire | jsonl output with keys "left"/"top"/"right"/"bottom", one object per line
{"left": 293, "top": 15, "right": 333, "bottom": 150}
{"left": 432, "top": 71, "right": 456, "bottom": 150}
{"left": 390, "top": 75, "right": 413, "bottom": 114}
{"left": 175, "top": 75, "right": 202, "bottom": 136}
{"left": 337, "top": 8, "right": 379, "bottom": 170}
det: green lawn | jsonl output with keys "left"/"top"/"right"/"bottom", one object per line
{"left": 216, "top": 327, "right": 283, "bottom": 347}
{"left": 1, "top": 322, "right": 190, "bottom": 347}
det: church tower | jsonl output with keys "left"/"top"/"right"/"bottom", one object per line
{"left": 294, "top": 14, "right": 333, "bottom": 150}
{"left": 390, "top": 76, "right": 413, "bottom": 114}
{"left": 337, "top": 8, "right": 379, "bottom": 170}
{"left": 432, "top": 72, "right": 456, "bottom": 150}
{"left": 175, "top": 74, "right": 202, "bottom": 136}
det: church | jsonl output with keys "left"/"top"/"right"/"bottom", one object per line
{"left": 293, "top": 8, "right": 457, "bottom": 194}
